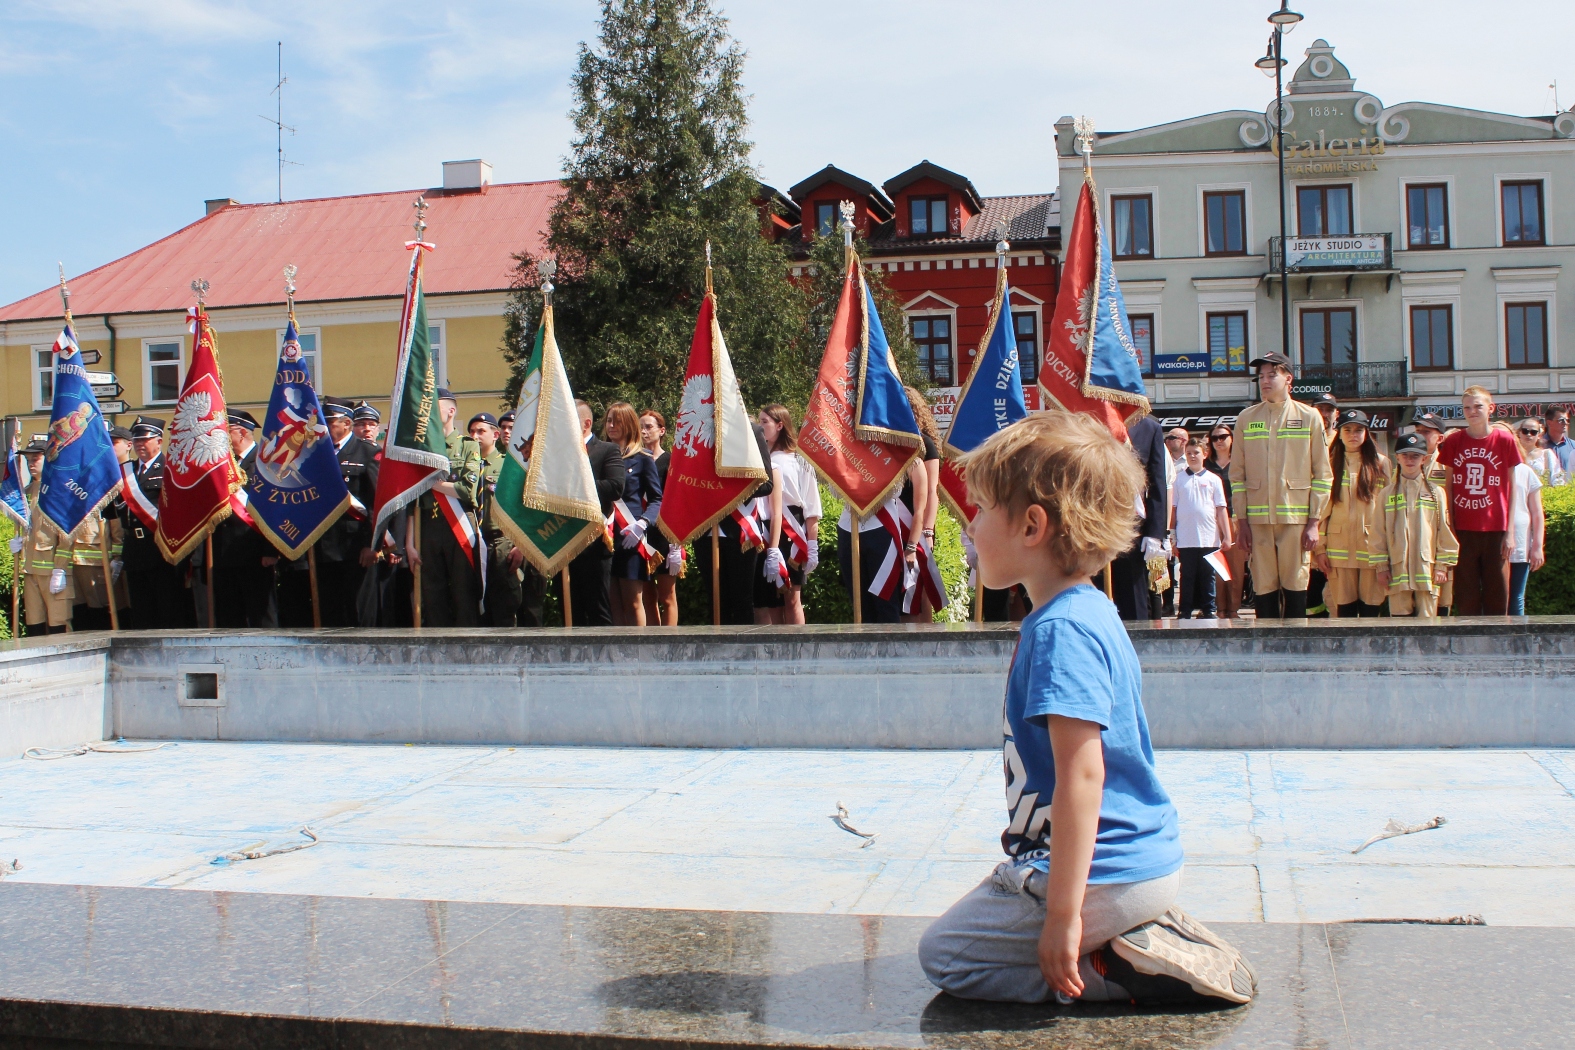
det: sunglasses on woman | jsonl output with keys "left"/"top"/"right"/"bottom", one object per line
{"left": 1210, "top": 433, "right": 1231, "bottom": 442}
{"left": 1520, "top": 428, "right": 1541, "bottom": 436}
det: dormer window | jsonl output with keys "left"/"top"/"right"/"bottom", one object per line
{"left": 910, "top": 196, "right": 948, "bottom": 237}
{"left": 815, "top": 202, "right": 839, "bottom": 237}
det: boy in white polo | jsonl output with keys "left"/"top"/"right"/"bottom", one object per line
{"left": 1169, "top": 436, "right": 1230, "bottom": 618}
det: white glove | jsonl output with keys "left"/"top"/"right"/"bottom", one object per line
{"left": 619, "top": 517, "right": 648, "bottom": 550}
{"left": 960, "top": 530, "right": 978, "bottom": 570}
{"left": 49, "top": 568, "right": 68, "bottom": 594}
{"left": 7, "top": 537, "right": 21, "bottom": 555}
{"left": 110, "top": 559, "right": 124, "bottom": 582}
{"left": 1141, "top": 536, "right": 1164, "bottom": 560}
{"left": 902, "top": 560, "right": 919, "bottom": 592}
{"left": 762, "top": 546, "right": 785, "bottom": 585}
{"left": 805, "top": 546, "right": 820, "bottom": 574}
{"left": 666, "top": 546, "right": 683, "bottom": 575}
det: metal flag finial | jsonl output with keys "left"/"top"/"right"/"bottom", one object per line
{"left": 190, "top": 278, "right": 209, "bottom": 308}
{"left": 1073, "top": 115, "right": 1097, "bottom": 168}
{"left": 537, "top": 256, "right": 556, "bottom": 307}
{"left": 838, "top": 200, "right": 856, "bottom": 248}
{"left": 57, "top": 262, "right": 73, "bottom": 325}
{"left": 704, "top": 240, "right": 714, "bottom": 295}
{"left": 994, "top": 220, "right": 1011, "bottom": 257}
{"left": 283, "top": 264, "right": 297, "bottom": 312}
{"left": 413, "top": 195, "right": 429, "bottom": 241}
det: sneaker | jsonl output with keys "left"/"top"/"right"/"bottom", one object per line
{"left": 1093, "top": 945, "right": 1210, "bottom": 1005}
{"left": 1110, "top": 915, "right": 1256, "bottom": 1004}
{"left": 1156, "top": 908, "right": 1247, "bottom": 967}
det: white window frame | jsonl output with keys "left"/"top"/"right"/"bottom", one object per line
{"left": 426, "top": 319, "right": 448, "bottom": 388}
{"left": 1191, "top": 277, "right": 1258, "bottom": 375}
{"left": 1288, "top": 178, "right": 1361, "bottom": 238}
{"left": 1196, "top": 182, "right": 1254, "bottom": 257}
{"left": 1399, "top": 272, "right": 1464, "bottom": 375}
{"left": 1119, "top": 279, "right": 1165, "bottom": 376}
{"left": 1397, "top": 175, "right": 1457, "bottom": 252}
{"left": 1105, "top": 186, "right": 1160, "bottom": 261}
{"left": 1007, "top": 288, "right": 1045, "bottom": 384}
{"left": 31, "top": 343, "right": 54, "bottom": 412}
{"left": 1294, "top": 298, "right": 1365, "bottom": 369}
{"left": 142, "top": 336, "right": 186, "bottom": 407}
{"left": 1494, "top": 173, "right": 1552, "bottom": 248}
{"left": 1493, "top": 267, "right": 1560, "bottom": 370}
{"left": 903, "top": 292, "right": 959, "bottom": 388}
{"left": 276, "top": 325, "right": 324, "bottom": 390}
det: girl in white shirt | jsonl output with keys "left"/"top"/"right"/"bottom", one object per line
{"left": 753, "top": 405, "right": 821, "bottom": 625}
{"left": 1509, "top": 426, "right": 1547, "bottom": 615}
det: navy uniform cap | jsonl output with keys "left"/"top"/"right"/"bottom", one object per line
{"left": 499, "top": 410, "right": 515, "bottom": 425}
{"left": 227, "top": 409, "right": 259, "bottom": 431}
{"left": 1393, "top": 432, "right": 1428, "bottom": 455}
{"left": 109, "top": 425, "right": 135, "bottom": 441}
{"left": 322, "top": 399, "right": 353, "bottom": 419}
{"left": 468, "top": 412, "right": 499, "bottom": 430}
{"left": 1310, "top": 391, "right": 1339, "bottom": 408}
{"left": 437, "top": 387, "right": 457, "bottom": 403}
{"left": 130, "top": 416, "right": 166, "bottom": 438}
{"left": 352, "top": 401, "right": 381, "bottom": 423}
{"left": 1411, "top": 411, "right": 1446, "bottom": 434}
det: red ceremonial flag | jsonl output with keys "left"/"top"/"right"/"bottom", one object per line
{"left": 1039, "top": 180, "right": 1144, "bottom": 442}
{"left": 656, "top": 291, "right": 767, "bottom": 545}
{"left": 936, "top": 459, "right": 976, "bottom": 524}
{"left": 155, "top": 306, "right": 244, "bottom": 562}
{"left": 799, "top": 260, "right": 919, "bottom": 518}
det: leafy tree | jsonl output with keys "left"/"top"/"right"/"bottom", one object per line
{"left": 798, "top": 228, "right": 925, "bottom": 401}
{"left": 500, "top": 0, "right": 806, "bottom": 425}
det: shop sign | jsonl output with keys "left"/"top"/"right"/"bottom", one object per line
{"left": 1153, "top": 353, "right": 1209, "bottom": 377}
{"left": 1285, "top": 235, "right": 1386, "bottom": 270}
{"left": 1153, "top": 408, "right": 1245, "bottom": 431}
{"left": 926, "top": 387, "right": 960, "bottom": 435}
{"left": 1415, "top": 400, "right": 1575, "bottom": 422}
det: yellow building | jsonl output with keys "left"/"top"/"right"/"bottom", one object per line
{"left": 1, "top": 161, "right": 558, "bottom": 436}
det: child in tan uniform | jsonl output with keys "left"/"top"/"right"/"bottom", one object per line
{"left": 1372, "top": 432, "right": 1458, "bottom": 617}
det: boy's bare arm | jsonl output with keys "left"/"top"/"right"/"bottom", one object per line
{"left": 1039, "top": 715, "right": 1105, "bottom": 998}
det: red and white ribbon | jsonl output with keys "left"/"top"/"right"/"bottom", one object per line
{"left": 731, "top": 498, "right": 765, "bottom": 550}
{"left": 609, "top": 500, "right": 661, "bottom": 571}
{"left": 228, "top": 487, "right": 255, "bottom": 529}
{"left": 902, "top": 533, "right": 947, "bottom": 614}
{"left": 122, "top": 461, "right": 158, "bottom": 529}
{"left": 436, "top": 490, "right": 486, "bottom": 599}
{"left": 781, "top": 505, "right": 810, "bottom": 566}
{"left": 867, "top": 501, "right": 913, "bottom": 601}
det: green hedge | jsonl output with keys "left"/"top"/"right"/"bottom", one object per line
{"left": 1525, "top": 482, "right": 1575, "bottom": 615}
{"left": 0, "top": 516, "right": 14, "bottom": 639}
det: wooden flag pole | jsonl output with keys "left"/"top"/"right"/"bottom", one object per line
{"left": 711, "top": 525, "right": 721, "bottom": 626}
{"left": 204, "top": 533, "right": 216, "bottom": 628}
{"left": 1104, "top": 561, "right": 1115, "bottom": 601}
{"left": 99, "top": 524, "right": 119, "bottom": 631}
{"left": 411, "top": 508, "right": 423, "bottom": 628}
{"left": 973, "top": 580, "right": 984, "bottom": 623}
{"left": 850, "top": 520, "right": 862, "bottom": 625}
{"left": 10, "top": 567, "right": 19, "bottom": 640}
{"left": 560, "top": 565, "right": 573, "bottom": 628}
{"left": 307, "top": 547, "right": 322, "bottom": 629}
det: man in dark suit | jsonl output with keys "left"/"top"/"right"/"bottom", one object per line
{"left": 313, "top": 398, "right": 379, "bottom": 627}
{"left": 1108, "top": 413, "right": 1169, "bottom": 621}
{"left": 565, "top": 400, "right": 626, "bottom": 626}
{"left": 212, "top": 410, "right": 278, "bottom": 628}
{"left": 118, "top": 416, "right": 195, "bottom": 629}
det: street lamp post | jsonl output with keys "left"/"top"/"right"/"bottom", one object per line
{"left": 1257, "top": 2, "right": 1303, "bottom": 363}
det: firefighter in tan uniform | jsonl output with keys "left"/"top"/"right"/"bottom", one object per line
{"left": 1410, "top": 412, "right": 1453, "bottom": 612}
{"left": 1314, "top": 409, "right": 1390, "bottom": 617}
{"left": 69, "top": 508, "right": 126, "bottom": 631}
{"left": 1228, "top": 352, "right": 1333, "bottom": 619}
{"left": 1371, "top": 431, "right": 1459, "bottom": 617}
{"left": 21, "top": 438, "right": 75, "bottom": 633}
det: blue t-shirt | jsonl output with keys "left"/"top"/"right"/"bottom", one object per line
{"left": 1002, "top": 584, "right": 1183, "bottom": 884}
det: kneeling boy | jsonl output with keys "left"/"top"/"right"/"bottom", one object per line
{"left": 919, "top": 412, "right": 1254, "bottom": 1006}
{"left": 1372, "top": 431, "right": 1458, "bottom": 617}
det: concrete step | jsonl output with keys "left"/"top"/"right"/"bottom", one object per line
{"left": 2, "top": 881, "right": 1566, "bottom": 1049}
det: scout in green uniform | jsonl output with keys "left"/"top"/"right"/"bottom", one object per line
{"left": 468, "top": 411, "right": 522, "bottom": 627}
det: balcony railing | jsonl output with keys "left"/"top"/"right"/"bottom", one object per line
{"left": 1291, "top": 361, "right": 1407, "bottom": 400}
{"left": 1269, "top": 232, "right": 1392, "bottom": 273}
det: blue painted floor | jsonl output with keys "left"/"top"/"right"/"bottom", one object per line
{"left": 2, "top": 742, "right": 1572, "bottom": 925}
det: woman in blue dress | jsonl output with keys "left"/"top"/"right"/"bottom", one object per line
{"left": 603, "top": 401, "right": 663, "bottom": 626}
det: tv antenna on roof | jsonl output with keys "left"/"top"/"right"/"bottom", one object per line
{"left": 259, "top": 41, "right": 301, "bottom": 202}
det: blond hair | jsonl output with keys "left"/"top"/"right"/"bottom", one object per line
{"left": 956, "top": 411, "right": 1145, "bottom": 576}
{"left": 1462, "top": 385, "right": 1495, "bottom": 404}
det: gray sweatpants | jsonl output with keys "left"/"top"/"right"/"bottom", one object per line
{"left": 919, "top": 860, "right": 1182, "bottom": 1003}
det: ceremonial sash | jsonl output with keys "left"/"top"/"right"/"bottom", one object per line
{"left": 867, "top": 501, "right": 913, "bottom": 601}
{"left": 780, "top": 505, "right": 810, "bottom": 566}
{"left": 902, "top": 533, "right": 947, "bottom": 614}
{"left": 436, "top": 490, "right": 486, "bottom": 599}
{"left": 122, "top": 462, "right": 158, "bottom": 529}
{"left": 609, "top": 499, "right": 662, "bottom": 573}
{"left": 730, "top": 499, "right": 765, "bottom": 550}
{"left": 229, "top": 488, "right": 255, "bottom": 530}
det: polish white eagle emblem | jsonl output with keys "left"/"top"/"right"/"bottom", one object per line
{"left": 674, "top": 374, "right": 714, "bottom": 457}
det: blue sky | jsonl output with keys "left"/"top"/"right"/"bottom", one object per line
{"left": 1, "top": 0, "right": 1569, "bottom": 306}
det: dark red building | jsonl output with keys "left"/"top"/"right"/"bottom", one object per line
{"left": 774, "top": 161, "right": 1060, "bottom": 415}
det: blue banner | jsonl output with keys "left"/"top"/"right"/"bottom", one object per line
{"left": 945, "top": 271, "right": 1026, "bottom": 456}
{"left": 1085, "top": 213, "right": 1151, "bottom": 403}
{"left": 37, "top": 325, "right": 122, "bottom": 538}
{"left": 0, "top": 443, "right": 28, "bottom": 530}
{"left": 246, "top": 316, "right": 351, "bottom": 557}
{"left": 1153, "top": 353, "right": 1209, "bottom": 377}
{"left": 854, "top": 280, "right": 922, "bottom": 446}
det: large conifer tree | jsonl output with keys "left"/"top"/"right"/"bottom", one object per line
{"left": 501, "top": 0, "right": 807, "bottom": 422}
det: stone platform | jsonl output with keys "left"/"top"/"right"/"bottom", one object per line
{"left": 3, "top": 881, "right": 1569, "bottom": 1050}
{"left": 6, "top": 618, "right": 1575, "bottom": 755}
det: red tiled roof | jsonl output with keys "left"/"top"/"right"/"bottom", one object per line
{"left": 0, "top": 180, "right": 562, "bottom": 322}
